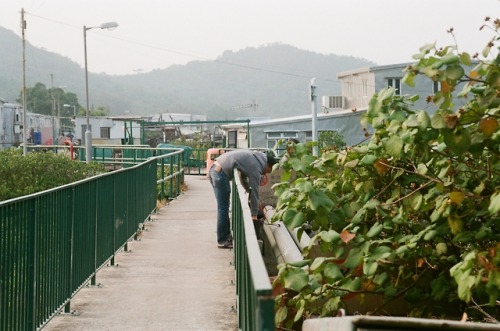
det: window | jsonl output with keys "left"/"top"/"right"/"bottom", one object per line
{"left": 387, "top": 78, "right": 401, "bottom": 95}
{"left": 100, "top": 127, "right": 111, "bottom": 139}
{"left": 227, "top": 130, "right": 237, "bottom": 148}
{"left": 346, "top": 82, "right": 353, "bottom": 97}
{"left": 362, "top": 79, "right": 368, "bottom": 97}
{"left": 433, "top": 81, "right": 440, "bottom": 94}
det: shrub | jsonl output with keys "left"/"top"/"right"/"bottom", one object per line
{"left": 0, "top": 148, "right": 105, "bottom": 201}
{"left": 272, "top": 18, "right": 499, "bottom": 327}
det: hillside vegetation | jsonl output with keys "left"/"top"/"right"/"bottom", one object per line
{"left": 0, "top": 26, "right": 375, "bottom": 119}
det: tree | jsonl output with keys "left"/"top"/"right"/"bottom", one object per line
{"left": 272, "top": 17, "right": 499, "bottom": 328}
{"left": 17, "top": 83, "right": 83, "bottom": 129}
{"left": 18, "top": 83, "right": 81, "bottom": 116}
{"left": 20, "top": 82, "right": 52, "bottom": 115}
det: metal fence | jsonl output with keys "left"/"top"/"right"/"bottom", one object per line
{"left": 0, "top": 149, "right": 184, "bottom": 331}
{"left": 232, "top": 170, "right": 275, "bottom": 331}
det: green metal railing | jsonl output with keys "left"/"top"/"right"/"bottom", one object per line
{"left": 0, "top": 150, "right": 183, "bottom": 331}
{"left": 232, "top": 170, "right": 274, "bottom": 331}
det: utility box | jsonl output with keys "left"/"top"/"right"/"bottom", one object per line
{"left": 302, "top": 316, "right": 500, "bottom": 331}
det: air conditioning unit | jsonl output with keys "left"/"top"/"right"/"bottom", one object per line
{"left": 322, "top": 96, "right": 345, "bottom": 109}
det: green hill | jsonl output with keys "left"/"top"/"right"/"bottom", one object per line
{"left": 0, "top": 26, "right": 375, "bottom": 119}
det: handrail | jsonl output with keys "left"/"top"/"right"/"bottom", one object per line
{"left": 0, "top": 150, "right": 183, "bottom": 331}
{"left": 232, "top": 169, "right": 275, "bottom": 331}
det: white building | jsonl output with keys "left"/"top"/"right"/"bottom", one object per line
{"left": 74, "top": 115, "right": 144, "bottom": 145}
{"left": 227, "top": 62, "right": 452, "bottom": 152}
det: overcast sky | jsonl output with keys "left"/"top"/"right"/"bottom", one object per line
{"left": 2, "top": 0, "right": 499, "bottom": 76}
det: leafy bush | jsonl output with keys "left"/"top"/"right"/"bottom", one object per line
{"left": 0, "top": 148, "right": 105, "bottom": 201}
{"left": 272, "top": 18, "right": 499, "bottom": 327}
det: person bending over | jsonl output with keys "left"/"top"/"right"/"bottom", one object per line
{"left": 208, "top": 149, "right": 277, "bottom": 249}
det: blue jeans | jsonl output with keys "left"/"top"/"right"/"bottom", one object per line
{"left": 209, "top": 164, "right": 231, "bottom": 244}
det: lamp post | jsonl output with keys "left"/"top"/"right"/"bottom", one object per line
{"left": 83, "top": 21, "right": 118, "bottom": 163}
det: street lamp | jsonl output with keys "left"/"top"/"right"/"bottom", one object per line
{"left": 83, "top": 21, "right": 118, "bottom": 163}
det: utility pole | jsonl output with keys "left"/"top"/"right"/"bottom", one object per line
{"left": 21, "top": 8, "right": 27, "bottom": 156}
{"left": 310, "top": 78, "right": 318, "bottom": 157}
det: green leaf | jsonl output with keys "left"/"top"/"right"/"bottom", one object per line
{"left": 284, "top": 267, "right": 309, "bottom": 292}
{"left": 408, "top": 192, "right": 423, "bottom": 211}
{"left": 320, "top": 230, "right": 340, "bottom": 243}
{"left": 396, "top": 245, "right": 409, "bottom": 255}
{"left": 344, "top": 248, "right": 363, "bottom": 269}
{"left": 413, "top": 42, "right": 436, "bottom": 59}
{"left": 489, "top": 192, "right": 500, "bottom": 215}
{"left": 403, "top": 71, "right": 415, "bottom": 87}
{"left": 341, "top": 277, "right": 362, "bottom": 293}
{"left": 288, "top": 259, "right": 311, "bottom": 268}
{"left": 389, "top": 109, "right": 407, "bottom": 122}
{"left": 284, "top": 210, "right": 305, "bottom": 229}
{"left": 436, "top": 242, "right": 448, "bottom": 255}
{"left": 366, "top": 222, "right": 383, "bottom": 238}
{"left": 344, "top": 159, "right": 359, "bottom": 168}
{"left": 404, "top": 114, "right": 419, "bottom": 128}
{"left": 374, "top": 272, "right": 389, "bottom": 286}
{"left": 482, "top": 44, "right": 491, "bottom": 58}
{"left": 379, "top": 86, "right": 395, "bottom": 101}
{"left": 275, "top": 306, "right": 288, "bottom": 324}
{"left": 417, "top": 163, "right": 428, "bottom": 175}
{"left": 363, "top": 258, "right": 378, "bottom": 276}
{"left": 310, "top": 257, "right": 326, "bottom": 271}
{"left": 445, "top": 64, "right": 465, "bottom": 80}
{"left": 386, "top": 135, "right": 403, "bottom": 158}
{"left": 323, "top": 297, "right": 341, "bottom": 314}
{"left": 367, "top": 94, "right": 380, "bottom": 117}
{"left": 432, "top": 54, "right": 459, "bottom": 69}
{"left": 456, "top": 272, "right": 475, "bottom": 302}
{"left": 308, "top": 189, "right": 334, "bottom": 211}
{"left": 459, "top": 52, "right": 472, "bottom": 66}
{"left": 431, "top": 112, "right": 446, "bottom": 129}
{"left": 364, "top": 199, "right": 380, "bottom": 210}
{"left": 351, "top": 207, "right": 366, "bottom": 225}
{"left": 370, "top": 245, "right": 393, "bottom": 260}
{"left": 417, "top": 110, "right": 431, "bottom": 131}
{"left": 360, "top": 154, "right": 377, "bottom": 165}
{"left": 442, "top": 129, "right": 471, "bottom": 155}
{"left": 424, "top": 230, "right": 438, "bottom": 241}
{"left": 295, "top": 179, "right": 314, "bottom": 193}
{"left": 323, "top": 263, "right": 343, "bottom": 281}
{"left": 294, "top": 300, "right": 305, "bottom": 322}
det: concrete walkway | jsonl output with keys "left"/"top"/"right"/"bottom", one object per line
{"left": 43, "top": 175, "right": 238, "bottom": 331}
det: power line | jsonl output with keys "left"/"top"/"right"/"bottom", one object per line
{"left": 23, "top": 11, "right": 447, "bottom": 99}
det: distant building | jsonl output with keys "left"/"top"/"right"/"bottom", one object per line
{"left": 337, "top": 62, "right": 444, "bottom": 113}
{"left": 0, "top": 102, "right": 59, "bottom": 148}
{"left": 226, "top": 62, "right": 454, "bottom": 152}
{"left": 74, "top": 113, "right": 209, "bottom": 146}
{"left": 74, "top": 115, "right": 145, "bottom": 145}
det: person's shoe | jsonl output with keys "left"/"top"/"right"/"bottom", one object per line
{"left": 217, "top": 238, "right": 233, "bottom": 249}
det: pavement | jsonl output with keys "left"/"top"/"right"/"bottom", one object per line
{"left": 43, "top": 175, "right": 238, "bottom": 331}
